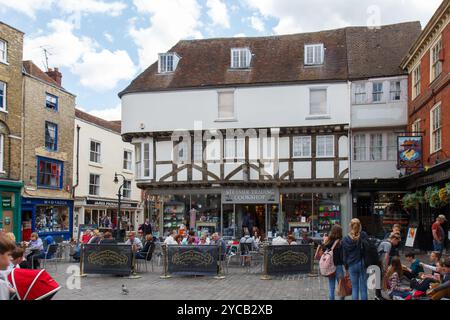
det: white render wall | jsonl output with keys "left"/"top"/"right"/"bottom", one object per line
{"left": 121, "top": 82, "right": 351, "bottom": 134}
{"left": 73, "top": 118, "right": 141, "bottom": 202}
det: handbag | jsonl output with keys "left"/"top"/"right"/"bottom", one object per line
{"left": 337, "top": 275, "right": 352, "bottom": 297}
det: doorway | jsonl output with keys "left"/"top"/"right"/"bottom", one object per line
{"left": 236, "top": 204, "right": 266, "bottom": 238}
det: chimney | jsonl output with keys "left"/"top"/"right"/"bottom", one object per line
{"left": 46, "top": 67, "right": 62, "bottom": 86}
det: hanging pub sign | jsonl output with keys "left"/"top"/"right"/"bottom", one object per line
{"left": 398, "top": 136, "right": 422, "bottom": 169}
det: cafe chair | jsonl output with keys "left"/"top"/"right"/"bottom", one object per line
{"left": 153, "top": 242, "right": 163, "bottom": 267}
{"left": 239, "top": 243, "right": 253, "bottom": 272}
{"left": 136, "top": 246, "right": 155, "bottom": 273}
{"left": 225, "top": 244, "right": 240, "bottom": 272}
{"left": 41, "top": 244, "right": 60, "bottom": 272}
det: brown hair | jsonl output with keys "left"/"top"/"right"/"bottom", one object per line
{"left": 386, "top": 256, "right": 403, "bottom": 282}
{"left": 325, "top": 224, "right": 343, "bottom": 245}
{"left": 145, "top": 234, "right": 153, "bottom": 242}
{"left": 11, "top": 247, "right": 24, "bottom": 260}
{"left": 287, "top": 235, "right": 296, "bottom": 242}
{"left": 349, "top": 218, "right": 362, "bottom": 240}
{"left": 0, "top": 236, "right": 16, "bottom": 254}
{"left": 104, "top": 232, "right": 112, "bottom": 239}
{"left": 174, "top": 235, "right": 182, "bottom": 243}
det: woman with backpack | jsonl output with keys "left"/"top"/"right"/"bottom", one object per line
{"left": 343, "top": 218, "right": 369, "bottom": 300}
{"left": 320, "top": 224, "right": 345, "bottom": 300}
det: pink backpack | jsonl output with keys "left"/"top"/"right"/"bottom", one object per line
{"left": 319, "top": 240, "right": 339, "bottom": 277}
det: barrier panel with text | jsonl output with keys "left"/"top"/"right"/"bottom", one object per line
{"left": 167, "top": 245, "right": 219, "bottom": 276}
{"left": 81, "top": 244, "right": 133, "bottom": 276}
{"left": 265, "top": 244, "right": 313, "bottom": 275}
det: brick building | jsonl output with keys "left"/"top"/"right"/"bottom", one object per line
{"left": 400, "top": 0, "right": 449, "bottom": 250}
{"left": 0, "top": 22, "right": 24, "bottom": 239}
{"left": 21, "top": 61, "right": 76, "bottom": 241}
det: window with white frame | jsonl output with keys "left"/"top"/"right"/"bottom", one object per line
{"left": 45, "top": 93, "right": 58, "bottom": 110}
{"left": 134, "top": 143, "right": 142, "bottom": 177}
{"left": 123, "top": 180, "right": 132, "bottom": 198}
{"left": 372, "top": 82, "right": 383, "bottom": 102}
{"left": 143, "top": 142, "right": 151, "bottom": 177}
{"left": 390, "top": 81, "right": 401, "bottom": 101}
{"left": 431, "top": 38, "right": 443, "bottom": 82}
{"left": 309, "top": 89, "right": 327, "bottom": 115}
{"left": 0, "top": 134, "right": 3, "bottom": 172}
{"left": 193, "top": 141, "right": 203, "bottom": 162}
{"left": 123, "top": 150, "right": 132, "bottom": 171}
{"left": 90, "top": 140, "right": 101, "bottom": 163}
{"left": 206, "top": 138, "right": 221, "bottom": 161}
{"left": 412, "top": 119, "right": 421, "bottom": 136}
{"left": 175, "top": 141, "right": 188, "bottom": 163}
{"left": 304, "top": 44, "right": 324, "bottom": 65}
{"left": 0, "top": 40, "right": 6, "bottom": 63}
{"left": 0, "top": 81, "right": 6, "bottom": 111}
{"left": 158, "top": 53, "right": 179, "bottom": 73}
{"left": 353, "top": 134, "right": 366, "bottom": 161}
{"left": 354, "top": 83, "right": 366, "bottom": 104}
{"left": 316, "top": 135, "right": 334, "bottom": 157}
{"left": 224, "top": 138, "right": 244, "bottom": 160}
{"left": 231, "top": 48, "right": 251, "bottom": 69}
{"left": 387, "top": 133, "right": 398, "bottom": 160}
{"left": 412, "top": 66, "right": 421, "bottom": 99}
{"left": 218, "top": 91, "right": 235, "bottom": 119}
{"left": 369, "top": 133, "right": 383, "bottom": 160}
{"left": 293, "top": 136, "right": 311, "bottom": 158}
{"left": 89, "top": 174, "right": 100, "bottom": 196}
{"left": 431, "top": 103, "right": 442, "bottom": 153}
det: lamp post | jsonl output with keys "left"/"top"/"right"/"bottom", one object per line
{"left": 114, "top": 172, "right": 126, "bottom": 242}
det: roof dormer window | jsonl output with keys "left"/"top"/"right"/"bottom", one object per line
{"left": 230, "top": 48, "right": 251, "bottom": 69}
{"left": 304, "top": 44, "right": 324, "bottom": 66}
{"left": 158, "top": 53, "right": 180, "bottom": 73}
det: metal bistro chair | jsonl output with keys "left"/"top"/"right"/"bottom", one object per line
{"left": 136, "top": 245, "right": 155, "bottom": 273}
{"left": 225, "top": 244, "right": 240, "bottom": 272}
{"left": 41, "top": 244, "right": 60, "bottom": 271}
{"left": 240, "top": 242, "right": 254, "bottom": 272}
{"left": 153, "top": 242, "right": 163, "bottom": 267}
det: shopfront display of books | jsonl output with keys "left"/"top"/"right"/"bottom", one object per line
{"left": 318, "top": 204, "right": 341, "bottom": 233}
{"left": 163, "top": 202, "right": 185, "bottom": 234}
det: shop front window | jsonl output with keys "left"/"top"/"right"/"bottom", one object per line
{"left": 190, "top": 194, "right": 220, "bottom": 236}
{"left": 35, "top": 206, "right": 69, "bottom": 233}
{"left": 222, "top": 204, "right": 236, "bottom": 239}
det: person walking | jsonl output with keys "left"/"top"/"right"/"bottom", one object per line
{"left": 321, "top": 225, "right": 345, "bottom": 300}
{"left": 342, "top": 218, "right": 368, "bottom": 300}
{"left": 432, "top": 215, "right": 446, "bottom": 255}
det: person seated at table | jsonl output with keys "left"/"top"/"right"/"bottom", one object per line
{"left": 24, "top": 233, "right": 45, "bottom": 269}
{"left": 427, "top": 258, "right": 450, "bottom": 300}
{"left": 198, "top": 235, "right": 208, "bottom": 245}
{"left": 299, "top": 232, "right": 313, "bottom": 245}
{"left": 164, "top": 230, "right": 178, "bottom": 245}
{"left": 173, "top": 234, "right": 183, "bottom": 245}
{"left": 403, "top": 252, "right": 424, "bottom": 280}
{"left": 88, "top": 230, "right": 102, "bottom": 244}
{"left": 81, "top": 229, "right": 92, "bottom": 244}
{"left": 287, "top": 234, "right": 297, "bottom": 245}
{"left": 126, "top": 231, "right": 143, "bottom": 251}
{"left": 135, "top": 234, "right": 155, "bottom": 260}
{"left": 272, "top": 235, "right": 288, "bottom": 245}
{"left": 187, "top": 230, "right": 199, "bottom": 245}
{"left": 100, "top": 232, "right": 117, "bottom": 244}
{"left": 240, "top": 230, "right": 257, "bottom": 266}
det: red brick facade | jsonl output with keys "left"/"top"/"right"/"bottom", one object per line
{"left": 406, "top": 14, "right": 449, "bottom": 167}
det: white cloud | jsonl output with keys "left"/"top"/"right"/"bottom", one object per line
{"left": 130, "top": 0, "right": 203, "bottom": 70}
{"left": 88, "top": 104, "right": 122, "bottom": 121}
{"left": 104, "top": 32, "right": 114, "bottom": 43}
{"left": 249, "top": 15, "right": 265, "bottom": 32}
{"left": 206, "top": 0, "right": 230, "bottom": 28}
{"left": 0, "top": 0, "right": 126, "bottom": 19}
{"left": 24, "top": 19, "right": 136, "bottom": 91}
{"left": 244, "top": 0, "right": 442, "bottom": 35}
{"left": 233, "top": 33, "right": 246, "bottom": 37}
{"left": 72, "top": 49, "right": 137, "bottom": 90}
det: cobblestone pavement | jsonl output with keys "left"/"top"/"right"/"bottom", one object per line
{"left": 48, "top": 260, "right": 376, "bottom": 300}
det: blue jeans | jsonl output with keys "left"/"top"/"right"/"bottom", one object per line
{"left": 328, "top": 265, "right": 345, "bottom": 300}
{"left": 390, "top": 290, "right": 410, "bottom": 299}
{"left": 433, "top": 241, "right": 443, "bottom": 254}
{"left": 348, "top": 261, "right": 368, "bottom": 300}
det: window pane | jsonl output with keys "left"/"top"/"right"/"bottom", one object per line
{"left": 144, "top": 143, "right": 150, "bottom": 177}
{"left": 370, "top": 134, "right": 383, "bottom": 160}
{"left": 218, "top": 92, "right": 234, "bottom": 118}
{"left": 310, "top": 89, "right": 327, "bottom": 115}
{"left": 353, "top": 134, "right": 366, "bottom": 161}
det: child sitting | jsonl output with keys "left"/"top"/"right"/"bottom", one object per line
{"left": 427, "top": 258, "right": 450, "bottom": 300}
{"left": 385, "top": 256, "right": 411, "bottom": 299}
{"left": 403, "top": 252, "right": 424, "bottom": 280}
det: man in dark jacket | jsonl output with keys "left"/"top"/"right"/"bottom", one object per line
{"left": 139, "top": 219, "right": 153, "bottom": 236}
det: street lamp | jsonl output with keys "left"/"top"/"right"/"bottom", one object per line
{"left": 114, "top": 172, "right": 126, "bottom": 241}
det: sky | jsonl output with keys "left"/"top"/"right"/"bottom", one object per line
{"left": 0, "top": 0, "right": 443, "bottom": 120}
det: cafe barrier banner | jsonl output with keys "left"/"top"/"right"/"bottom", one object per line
{"left": 82, "top": 244, "right": 133, "bottom": 276}
{"left": 266, "top": 244, "right": 313, "bottom": 275}
{"left": 167, "top": 245, "right": 219, "bottom": 276}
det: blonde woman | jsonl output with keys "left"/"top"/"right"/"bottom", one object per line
{"left": 5, "top": 232, "right": 16, "bottom": 243}
{"left": 342, "top": 218, "right": 368, "bottom": 300}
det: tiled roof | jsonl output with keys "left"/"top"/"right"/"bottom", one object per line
{"left": 22, "top": 60, "right": 61, "bottom": 87}
{"left": 75, "top": 108, "right": 121, "bottom": 134}
{"left": 119, "top": 22, "right": 421, "bottom": 97}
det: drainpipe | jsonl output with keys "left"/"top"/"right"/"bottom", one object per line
{"left": 72, "top": 125, "right": 80, "bottom": 198}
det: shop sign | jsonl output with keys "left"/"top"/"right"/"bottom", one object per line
{"left": 43, "top": 200, "right": 69, "bottom": 206}
{"left": 2, "top": 197, "right": 12, "bottom": 208}
{"left": 398, "top": 136, "right": 422, "bottom": 169}
{"left": 81, "top": 244, "right": 133, "bottom": 276}
{"left": 86, "top": 199, "right": 138, "bottom": 208}
{"left": 167, "top": 245, "right": 219, "bottom": 276}
{"left": 222, "top": 188, "right": 279, "bottom": 204}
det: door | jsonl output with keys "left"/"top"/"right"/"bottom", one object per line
{"left": 2, "top": 210, "right": 13, "bottom": 233}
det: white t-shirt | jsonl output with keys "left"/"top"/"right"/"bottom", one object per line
{"left": 0, "top": 273, "right": 11, "bottom": 301}
{"left": 164, "top": 236, "right": 178, "bottom": 245}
